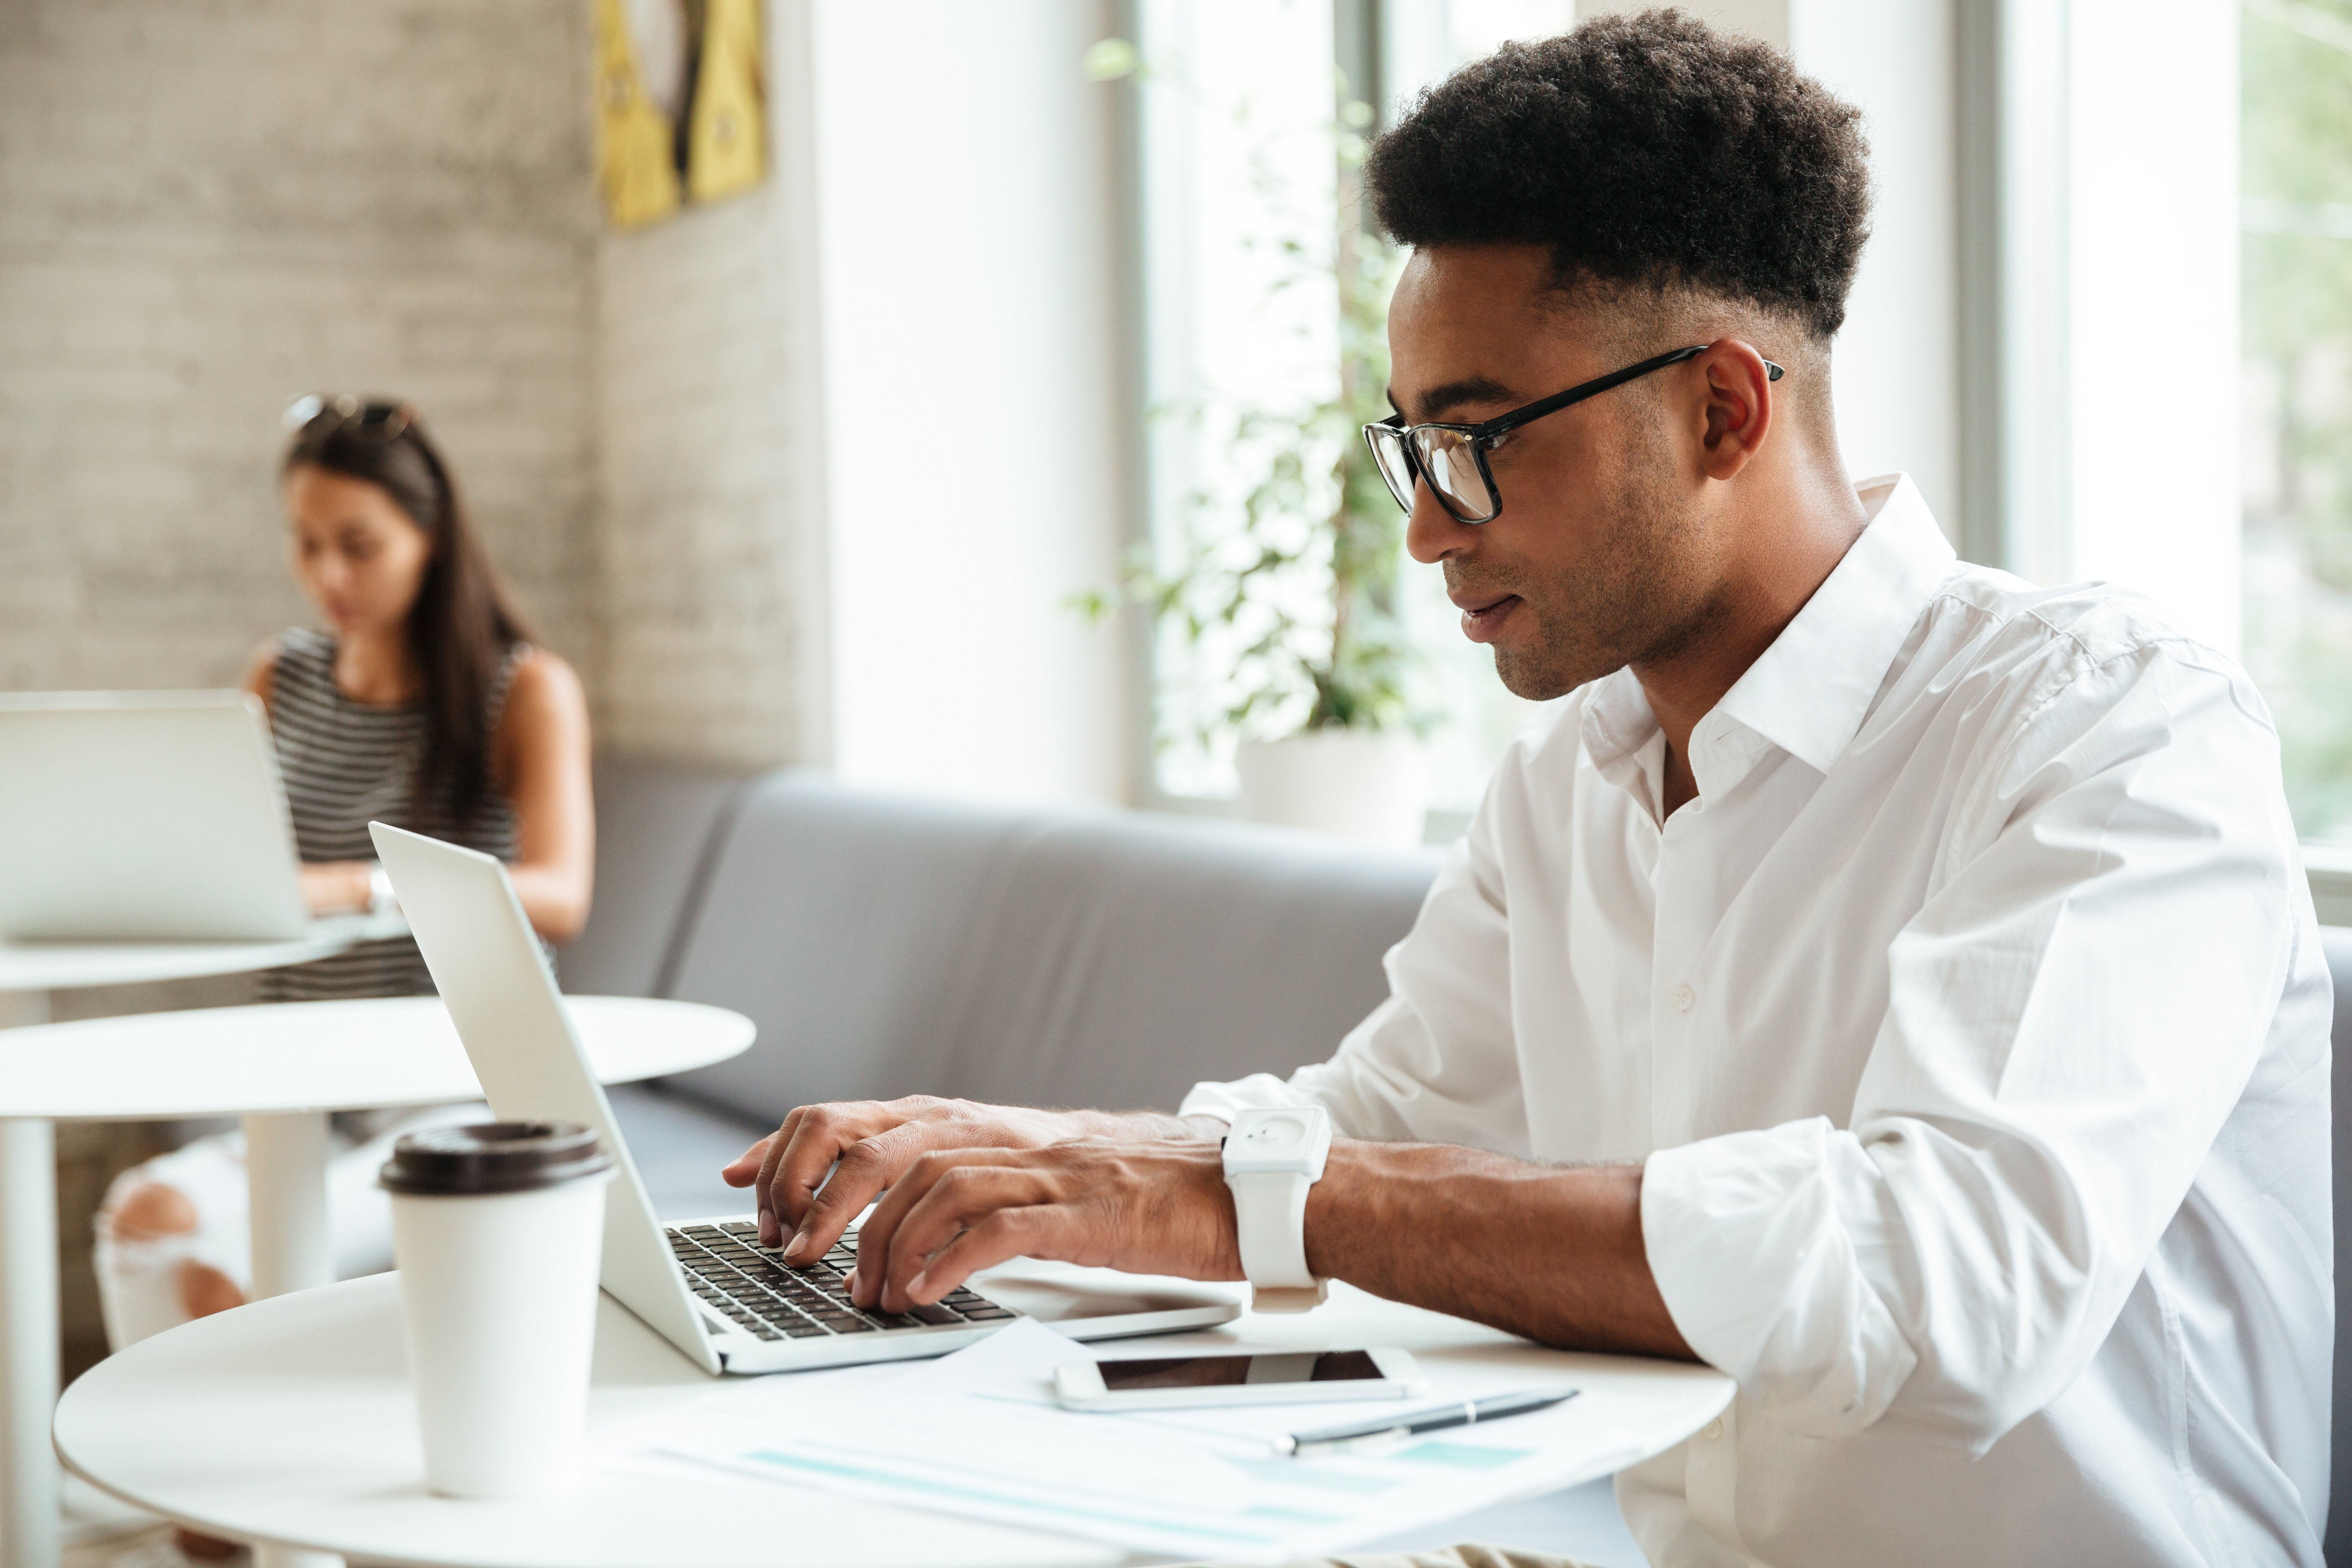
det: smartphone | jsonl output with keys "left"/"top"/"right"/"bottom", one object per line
{"left": 1052, "top": 1348, "right": 1425, "bottom": 1411}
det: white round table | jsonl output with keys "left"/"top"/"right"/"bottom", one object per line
{"left": 56, "top": 1270, "right": 1733, "bottom": 1568}
{"left": 0, "top": 994, "right": 752, "bottom": 1568}
{"left": 0, "top": 928, "right": 391, "bottom": 1568}
{"left": 0, "top": 931, "right": 387, "bottom": 1004}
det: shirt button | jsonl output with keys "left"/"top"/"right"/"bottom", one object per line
{"left": 1702, "top": 1417, "right": 1724, "bottom": 1441}
{"left": 1671, "top": 983, "right": 1696, "bottom": 1013}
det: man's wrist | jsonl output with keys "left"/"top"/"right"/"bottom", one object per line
{"left": 1299, "top": 1137, "right": 1364, "bottom": 1282}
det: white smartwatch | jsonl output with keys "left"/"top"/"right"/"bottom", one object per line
{"left": 1222, "top": 1106, "right": 1332, "bottom": 1313}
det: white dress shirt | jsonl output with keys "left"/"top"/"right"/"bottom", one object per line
{"left": 1183, "top": 475, "right": 2334, "bottom": 1567}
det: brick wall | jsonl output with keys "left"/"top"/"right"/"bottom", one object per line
{"left": 594, "top": 160, "right": 809, "bottom": 767}
{"left": 0, "top": 0, "right": 600, "bottom": 692}
{"left": 0, "top": 0, "right": 605, "bottom": 1380}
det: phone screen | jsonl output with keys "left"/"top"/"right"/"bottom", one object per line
{"left": 1096, "top": 1351, "right": 1383, "bottom": 1391}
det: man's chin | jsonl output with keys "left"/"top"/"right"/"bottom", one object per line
{"left": 1490, "top": 641, "right": 1615, "bottom": 703}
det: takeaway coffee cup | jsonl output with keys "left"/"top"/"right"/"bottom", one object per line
{"left": 381, "top": 1120, "right": 615, "bottom": 1499}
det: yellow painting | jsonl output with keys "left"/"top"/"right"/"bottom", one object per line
{"left": 595, "top": 0, "right": 767, "bottom": 231}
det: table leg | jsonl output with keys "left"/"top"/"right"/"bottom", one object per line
{"left": 243, "top": 1112, "right": 331, "bottom": 1301}
{"left": 0, "top": 989, "right": 56, "bottom": 1568}
{"left": 242, "top": 1110, "right": 344, "bottom": 1568}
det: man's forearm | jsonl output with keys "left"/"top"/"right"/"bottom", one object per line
{"left": 1062, "top": 1109, "right": 1228, "bottom": 1141}
{"left": 1303, "top": 1140, "right": 1697, "bottom": 1360}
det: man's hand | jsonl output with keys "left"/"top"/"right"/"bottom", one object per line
{"left": 720, "top": 1097, "right": 1098, "bottom": 1256}
{"left": 845, "top": 1138, "right": 1244, "bottom": 1313}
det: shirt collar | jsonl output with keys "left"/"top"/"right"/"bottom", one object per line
{"left": 1578, "top": 473, "right": 1958, "bottom": 807}
{"left": 1711, "top": 473, "right": 1955, "bottom": 777}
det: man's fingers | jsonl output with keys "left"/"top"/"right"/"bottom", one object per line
{"left": 766, "top": 1102, "right": 908, "bottom": 1242}
{"left": 898, "top": 1208, "right": 1054, "bottom": 1308}
{"left": 751, "top": 1107, "right": 810, "bottom": 1245}
{"left": 850, "top": 1145, "right": 1026, "bottom": 1301}
{"left": 780, "top": 1119, "right": 937, "bottom": 1262}
{"left": 874, "top": 1164, "right": 1060, "bottom": 1309}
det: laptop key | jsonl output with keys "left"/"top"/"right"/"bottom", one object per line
{"left": 780, "top": 1321, "right": 830, "bottom": 1338}
{"left": 960, "top": 1307, "right": 1015, "bottom": 1320}
{"left": 906, "top": 1303, "right": 962, "bottom": 1326}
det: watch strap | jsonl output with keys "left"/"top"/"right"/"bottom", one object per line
{"left": 1229, "top": 1168, "right": 1325, "bottom": 1312}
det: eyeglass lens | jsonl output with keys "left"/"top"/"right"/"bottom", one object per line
{"left": 1367, "top": 426, "right": 1417, "bottom": 511}
{"left": 1410, "top": 428, "right": 1499, "bottom": 522}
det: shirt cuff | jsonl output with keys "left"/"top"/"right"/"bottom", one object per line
{"left": 1642, "top": 1116, "right": 1920, "bottom": 1439}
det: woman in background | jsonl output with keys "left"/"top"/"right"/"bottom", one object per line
{"left": 96, "top": 396, "right": 595, "bottom": 1348}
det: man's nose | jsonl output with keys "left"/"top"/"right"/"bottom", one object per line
{"left": 1404, "top": 485, "right": 1478, "bottom": 564}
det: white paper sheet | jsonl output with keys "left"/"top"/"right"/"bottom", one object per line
{"left": 599, "top": 1321, "right": 1604, "bottom": 1562}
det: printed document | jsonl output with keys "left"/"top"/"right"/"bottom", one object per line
{"left": 602, "top": 1320, "right": 1630, "bottom": 1561}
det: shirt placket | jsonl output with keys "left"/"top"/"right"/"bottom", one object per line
{"left": 1648, "top": 795, "right": 1714, "bottom": 1151}
{"left": 1649, "top": 726, "right": 1754, "bottom": 1555}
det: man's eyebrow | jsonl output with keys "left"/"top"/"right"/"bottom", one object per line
{"left": 1394, "top": 375, "right": 1521, "bottom": 423}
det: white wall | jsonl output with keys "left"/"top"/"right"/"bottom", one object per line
{"left": 810, "top": 0, "right": 1134, "bottom": 804}
{"left": 2064, "top": 0, "right": 2239, "bottom": 652}
{"left": 0, "top": 0, "right": 599, "bottom": 693}
{"left": 594, "top": 0, "right": 828, "bottom": 768}
{"left": 1572, "top": 0, "right": 1962, "bottom": 533}
{"left": 1788, "top": 0, "right": 1963, "bottom": 531}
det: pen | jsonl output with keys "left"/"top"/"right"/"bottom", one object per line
{"left": 1275, "top": 1388, "right": 1580, "bottom": 1457}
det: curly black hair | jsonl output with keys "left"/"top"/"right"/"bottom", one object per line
{"left": 1363, "top": 10, "right": 1871, "bottom": 340}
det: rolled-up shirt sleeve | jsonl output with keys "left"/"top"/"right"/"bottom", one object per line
{"left": 1181, "top": 760, "right": 1531, "bottom": 1152}
{"left": 1642, "top": 641, "right": 2303, "bottom": 1450}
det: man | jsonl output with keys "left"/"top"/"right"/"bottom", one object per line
{"left": 724, "top": 14, "right": 2332, "bottom": 1566}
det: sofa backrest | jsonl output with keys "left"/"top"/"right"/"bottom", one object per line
{"left": 649, "top": 771, "right": 1442, "bottom": 1125}
{"left": 556, "top": 757, "right": 754, "bottom": 1001}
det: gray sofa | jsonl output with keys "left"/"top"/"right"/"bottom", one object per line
{"left": 564, "top": 759, "right": 1442, "bottom": 1220}
{"left": 568, "top": 758, "right": 2352, "bottom": 1565}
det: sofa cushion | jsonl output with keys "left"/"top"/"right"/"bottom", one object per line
{"left": 660, "top": 772, "right": 1441, "bottom": 1127}
{"left": 557, "top": 756, "right": 752, "bottom": 1000}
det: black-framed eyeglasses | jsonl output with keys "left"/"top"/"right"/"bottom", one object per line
{"left": 1362, "top": 345, "right": 1785, "bottom": 525}
{"left": 282, "top": 393, "right": 415, "bottom": 444}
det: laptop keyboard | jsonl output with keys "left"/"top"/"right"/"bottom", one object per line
{"left": 665, "top": 1220, "right": 1018, "bottom": 1343}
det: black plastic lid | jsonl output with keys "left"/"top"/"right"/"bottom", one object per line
{"left": 379, "top": 1121, "right": 612, "bottom": 1197}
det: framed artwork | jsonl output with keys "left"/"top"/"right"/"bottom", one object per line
{"left": 595, "top": 0, "right": 766, "bottom": 229}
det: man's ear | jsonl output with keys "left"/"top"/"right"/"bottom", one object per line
{"left": 1694, "top": 340, "right": 1776, "bottom": 480}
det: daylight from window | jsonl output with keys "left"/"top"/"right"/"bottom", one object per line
{"left": 1130, "top": 0, "right": 1576, "bottom": 814}
{"left": 2243, "top": 0, "right": 2352, "bottom": 845}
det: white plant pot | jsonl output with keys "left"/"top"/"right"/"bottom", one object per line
{"left": 1234, "top": 730, "right": 1429, "bottom": 849}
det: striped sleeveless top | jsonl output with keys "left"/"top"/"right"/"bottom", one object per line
{"left": 258, "top": 628, "right": 523, "bottom": 1002}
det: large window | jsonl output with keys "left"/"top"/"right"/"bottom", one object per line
{"left": 2242, "top": 0, "right": 2352, "bottom": 848}
{"left": 1128, "top": 0, "right": 1574, "bottom": 819}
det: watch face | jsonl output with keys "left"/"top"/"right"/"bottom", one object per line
{"left": 1239, "top": 1116, "right": 1307, "bottom": 1153}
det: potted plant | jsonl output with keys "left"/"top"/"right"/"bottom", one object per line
{"left": 1080, "top": 63, "right": 1428, "bottom": 847}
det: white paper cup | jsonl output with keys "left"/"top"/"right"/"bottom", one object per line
{"left": 382, "top": 1121, "right": 615, "bottom": 1499}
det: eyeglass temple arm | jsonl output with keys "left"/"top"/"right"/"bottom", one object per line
{"left": 1480, "top": 345, "right": 1785, "bottom": 441}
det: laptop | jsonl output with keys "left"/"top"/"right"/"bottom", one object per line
{"left": 0, "top": 690, "right": 394, "bottom": 944}
{"left": 371, "top": 820, "right": 1243, "bottom": 1375}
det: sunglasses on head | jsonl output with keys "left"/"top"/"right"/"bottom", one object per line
{"left": 283, "top": 394, "right": 415, "bottom": 445}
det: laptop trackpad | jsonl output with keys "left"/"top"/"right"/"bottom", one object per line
{"left": 968, "top": 1257, "right": 1243, "bottom": 1341}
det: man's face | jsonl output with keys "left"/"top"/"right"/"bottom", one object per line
{"left": 1387, "top": 245, "right": 1722, "bottom": 700}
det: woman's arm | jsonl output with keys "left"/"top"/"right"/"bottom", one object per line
{"left": 491, "top": 650, "right": 595, "bottom": 943}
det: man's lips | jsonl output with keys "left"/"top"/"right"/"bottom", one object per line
{"left": 1455, "top": 592, "right": 1522, "bottom": 644}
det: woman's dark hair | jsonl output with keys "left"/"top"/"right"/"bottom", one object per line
{"left": 1362, "top": 9, "right": 1871, "bottom": 340}
{"left": 282, "top": 404, "right": 535, "bottom": 830}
